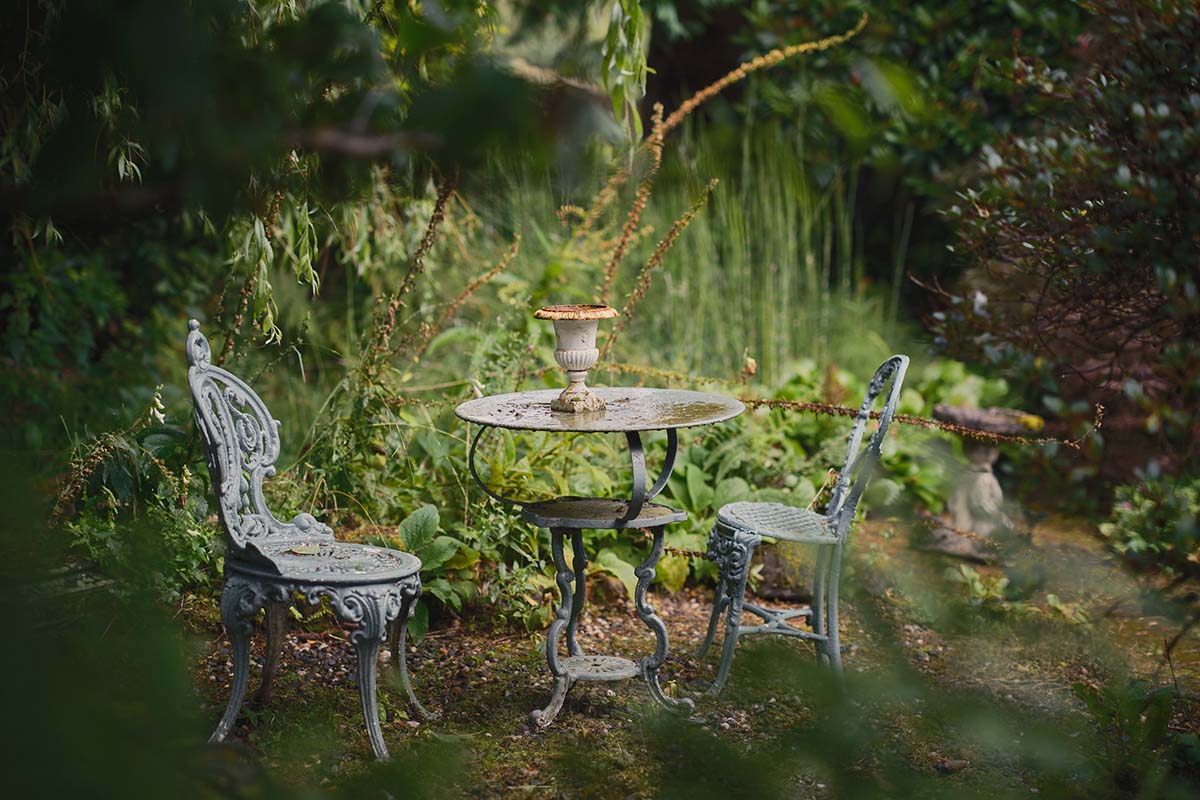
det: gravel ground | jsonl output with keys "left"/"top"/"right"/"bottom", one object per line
{"left": 190, "top": 517, "right": 1200, "bottom": 796}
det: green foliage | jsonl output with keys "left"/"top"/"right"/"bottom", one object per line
{"left": 647, "top": 0, "right": 1085, "bottom": 192}
{"left": 638, "top": 0, "right": 1095, "bottom": 331}
{"left": 8, "top": 0, "right": 536, "bottom": 217}
{"left": 946, "top": 562, "right": 1091, "bottom": 625}
{"left": 946, "top": 563, "right": 1017, "bottom": 610}
{"left": 1100, "top": 472, "right": 1200, "bottom": 565}
{"left": 601, "top": 0, "right": 652, "bottom": 139}
{"left": 613, "top": 122, "right": 890, "bottom": 383}
{"left": 66, "top": 505, "right": 220, "bottom": 603}
{"left": 1075, "top": 678, "right": 1200, "bottom": 791}
{"left": 54, "top": 392, "right": 221, "bottom": 602}
{"left": 13, "top": 0, "right": 989, "bottom": 632}
{"left": 939, "top": 0, "right": 1200, "bottom": 491}
{"left": 0, "top": 0, "right": 560, "bottom": 421}
{"left": 736, "top": 1, "right": 1084, "bottom": 187}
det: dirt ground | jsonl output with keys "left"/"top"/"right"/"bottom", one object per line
{"left": 187, "top": 515, "right": 1200, "bottom": 797}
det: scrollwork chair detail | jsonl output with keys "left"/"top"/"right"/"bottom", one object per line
{"left": 187, "top": 320, "right": 432, "bottom": 760}
{"left": 697, "top": 355, "right": 909, "bottom": 693}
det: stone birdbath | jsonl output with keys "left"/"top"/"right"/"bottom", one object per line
{"left": 926, "top": 404, "right": 1043, "bottom": 561}
{"left": 534, "top": 304, "right": 618, "bottom": 413}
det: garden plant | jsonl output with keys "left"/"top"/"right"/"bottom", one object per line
{"left": 2, "top": 1, "right": 1198, "bottom": 797}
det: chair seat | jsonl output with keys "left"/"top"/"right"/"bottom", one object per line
{"left": 228, "top": 540, "right": 422, "bottom": 584}
{"left": 717, "top": 502, "right": 835, "bottom": 544}
{"left": 521, "top": 496, "right": 687, "bottom": 529}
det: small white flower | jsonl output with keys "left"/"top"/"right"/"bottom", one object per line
{"left": 972, "top": 291, "right": 988, "bottom": 315}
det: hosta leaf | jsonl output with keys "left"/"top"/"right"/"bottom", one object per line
{"left": 686, "top": 464, "right": 714, "bottom": 513}
{"left": 594, "top": 548, "right": 638, "bottom": 601}
{"left": 713, "top": 476, "right": 750, "bottom": 511}
{"left": 656, "top": 554, "right": 689, "bottom": 593}
{"left": 418, "top": 535, "right": 462, "bottom": 572}
{"left": 407, "top": 601, "right": 429, "bottom": 644}
{"left": 398, "top": 504, "right": 439, "bottom": 553}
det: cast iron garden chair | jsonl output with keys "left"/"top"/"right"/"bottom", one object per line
{"left": 696, "top": 355, "right": 908, "bottom": 692}
{"left": 187, "top": 320, "right": 432, "bottom": 760}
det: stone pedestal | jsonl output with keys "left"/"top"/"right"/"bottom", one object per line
{"left": 925, "top": 404, "right": 1042, "bottom": 561}
{"left": 946, "top": 441, "right": 1008, "bottom": 537}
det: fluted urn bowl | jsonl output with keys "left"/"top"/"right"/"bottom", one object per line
{"left": 534, "top": 304, "right": 618, "bottom": 413}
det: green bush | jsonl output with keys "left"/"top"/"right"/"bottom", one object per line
{"left": 938, "top": 0, "right": 1200, "bottom": 496}
{"left": 57, "top": 404, "right": 222, "bottom": 602}
{"left": 1100, "top": 472, "right": 1200, "bottom": 564}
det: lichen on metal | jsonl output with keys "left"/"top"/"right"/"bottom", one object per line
{"left": 533, "top": 304, "right": 618, "bottom": 320}
{"left": 187, "top": 320, "right": 433, "bottom": 760}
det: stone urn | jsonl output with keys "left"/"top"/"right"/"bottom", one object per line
{"left": 534, "top": 304, "right": 617, "bottom": 413}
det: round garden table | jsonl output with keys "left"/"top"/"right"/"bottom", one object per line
{"left": 455, "top": 387, "right": 744, "bottom": 727}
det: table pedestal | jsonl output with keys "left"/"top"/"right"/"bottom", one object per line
{"left": 532, "top": 526, "right": 694, "bottom": 728}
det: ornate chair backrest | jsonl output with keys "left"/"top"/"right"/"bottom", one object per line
{"left": 824, "top": 355, "right": 909, "bottom": 542}
{"left": 186, "top": 320, "right": 306, "bottom": 562}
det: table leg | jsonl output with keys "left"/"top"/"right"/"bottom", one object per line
{"left": 620, "top": 431, "right": 648, "bottom": 522}
{"left": 636, "top": 528, "right": 695, "bottom": 713}
{"left": 532, "top": 527, "right": 576, "bottom": 728}
{"left": 566, "top": 530, "right": 587, "bottom": 657}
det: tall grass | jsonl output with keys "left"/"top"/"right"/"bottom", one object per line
{"left": 603, "top": 121, "right": 907, "bottom": 384}
{"left": 490, "top": 121, "right": 914, "bottom": 389}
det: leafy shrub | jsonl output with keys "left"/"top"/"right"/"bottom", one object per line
{"left": 55, "top": 397, "right": 221, "bottom": 601}
{"left": 1100, "top": 472, "right": 1200, "bottom": 565}
{"left": 938, "top": 0, "right": 1200, "bottom": 493}
{"left": 26, "top": 5, "right": 978, "bottom": 632}
{"left": 650, "top": 0, "right": 1087, "bottom": 197}
{"left": 1075, "top": 678, "right": 1200, "bottom": 791}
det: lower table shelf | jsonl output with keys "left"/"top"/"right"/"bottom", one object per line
{"left": 559, "top": 654, "right": 640, "bottom": 681}
{"left": 521, "top": 496, "right": 687, "bottom": 529}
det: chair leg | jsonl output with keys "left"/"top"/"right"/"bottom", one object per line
{"left": 709, "top": 533, "right": 757, "bottom": 695}
{"left": 825, "top": 544, "right": 845, "bottom": 681}
{"left": 320, "top": 579, "right": 420, "bottom": 760}
{"left": 253, "top": 601, "right": 288, "bottom": 705}
{"left": 812, "top": 546, "right": 829, "bottom": 667}
{"left": 394, "top": 601, "right": 438, "bottom": 721}
{"left": 566, "top": 530, "right": 587, "bottom": 657}
{"left": 695, "top": 576, "right": 726, "bottom": 659}
{"left": 210, "top": 576, "right": 265, "bottom": 743}
{"left": 353, "top": 629, "right": 389, "bottom": 760}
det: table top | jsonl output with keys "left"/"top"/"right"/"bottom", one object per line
{"left": 454, "top": 387, "right": 744, "bottom": 433}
